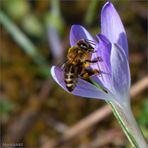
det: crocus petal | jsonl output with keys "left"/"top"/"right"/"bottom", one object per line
{"left": 51, "top": 66, "right": 66, "bottom": 90}
{"left": 91, "top": 34, "right": 112, "bottom": 89}
{"left": 70, "top": 25, "right": 96, "bottom": 47}
{"left": 51, "top": 66, "right": 111, "bottom": 100}
{"left": 110, "top": 44, "right": 131, "bottom": 104}
{"left": 101, "top": 2, "right": 128, "bottom": 57}
{"left": 73, "top": 79, "right": 112, "bottom": 100}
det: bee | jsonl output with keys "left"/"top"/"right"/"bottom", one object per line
{"left": 62, "top": 39, "right": 102, "bottom": 92}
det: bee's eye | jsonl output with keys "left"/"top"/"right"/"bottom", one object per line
{"left": 80, "top": 43, "right": 88, "bottom": 49}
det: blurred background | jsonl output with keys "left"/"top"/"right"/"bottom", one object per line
{"left": 0, "top": 0, "right": 148, "bottom": 147}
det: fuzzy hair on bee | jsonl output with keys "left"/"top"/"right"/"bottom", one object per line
{"left": 61, "top": 39, "right": 102, "bottom": 92}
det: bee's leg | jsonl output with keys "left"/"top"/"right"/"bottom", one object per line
{"left": 80, "top": 68, "right": 101, "bottom": 79}
{"left": 85, "top": 57, "right": 103, "bottom": 63}
{"left": 96, "top": 56, "right": 103, "bottom": 62}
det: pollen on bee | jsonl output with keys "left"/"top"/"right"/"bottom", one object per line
{"left": 68, "top": 47, "right": 73, "bottom": 54}
{"left": 83, "top": 73, "right": 89, "bottom": 79}
{"left": 72, "top": 61, "right": 76, "bottom": 65}
{"left": 84, "top": 63, "right": 90, "bottom": 67}
{"left": 94, "top": 69, "right": 100, "bottom": 74}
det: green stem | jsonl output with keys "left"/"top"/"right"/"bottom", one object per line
{"left": 84, "top": 0, "right": 98, "bottom": 26}
{"left": 106, "top": 101, "right": 148, "bottom": 148}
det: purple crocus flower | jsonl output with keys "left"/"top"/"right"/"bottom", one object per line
{"left": 51, "top": 2, "right": 130, "bottom": 106}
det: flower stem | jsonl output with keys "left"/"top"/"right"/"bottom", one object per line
{"left": 106, "top": 101, "right": 148, "bottom": 148}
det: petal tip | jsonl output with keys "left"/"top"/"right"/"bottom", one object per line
{"left": 70, "top": 24, "right": 84, "bottom": 32}
{"left": 102, "top": 1, "right": 113, "bottom": 11}
{"left": 70, "top": 25, "right": 95, "bottom": 47}
{"left": 101, "top": 1, "right": 128, "bottom": 57}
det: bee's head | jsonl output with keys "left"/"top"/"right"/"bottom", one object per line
{"left": 77, "top": 39, "right": 94, "bottom": 52}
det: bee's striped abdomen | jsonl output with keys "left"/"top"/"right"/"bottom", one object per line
{"left": 64, "top": 72, "right": 77, "bottom": 92}
{"left": 64, "top": 64, "right": 80, "bottom": 92}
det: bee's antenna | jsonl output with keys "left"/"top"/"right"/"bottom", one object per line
{"left": 85, "top": 39, "right": 96, "bottom": 43}
{"left": 85, "top": 39, "right": 96, "bottom": 46}
{"left": 85, "top": 41, "right": 96, "bottom": 45}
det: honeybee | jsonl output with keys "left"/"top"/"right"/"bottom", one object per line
{"left": 62, "top": 39, "right": 101, "bottom": 92}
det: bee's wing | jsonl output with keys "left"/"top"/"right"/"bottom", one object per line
{"left": 56, "top": 59, "right": 68, "bottom": 72}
